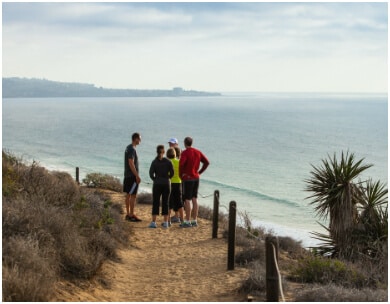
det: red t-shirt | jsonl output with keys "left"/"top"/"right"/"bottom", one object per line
{"left": 179, "top": 147, "right": 209, "bottom": 180}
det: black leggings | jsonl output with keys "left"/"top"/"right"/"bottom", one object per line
{"left": 152, "top": 183, "right": 171, "bottom": 216}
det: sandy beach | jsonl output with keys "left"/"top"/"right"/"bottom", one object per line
{"left": 52, "top": 191, "right": 253, "bottom": 302}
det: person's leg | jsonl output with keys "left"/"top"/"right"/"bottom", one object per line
{"left": 170, "top": 183, "right": 181, "bottom": 222}
{"left": 162, "top": 184, "right": 170, "bottom": 225}
{"left": 124, "top": 176, "right": 140, "bottom": 220}
{"left": 151, "top": 196, "right": 158, "bottom": 226}
{"left": 168, "top": 184, "right": 175, "bottom": 221}
{"left": 178, "top": 207, "right": 184, "bottom": 223}
{"left": 176, "top": 183, "right": 184, "bottom": 221}
{"left": 123, "top": 177, "right": 132, "bottom": 218}
{"left": 192, "top": 197, "right": 198, "bottom": 222}
{"left": 125, "top": 194, "right": 131, "bottom": 216}
{"left": 149, "top": 185, "right": 160, "bottom": 228}
{"left": 181, "top": 181, "right": 194, "bottom": 227}
{"left": 191, "top": 180, "right": 200, "bottom": 222}
{"left": 184, "top": 199, "right": 191, "bottom": 222}
{"left": 129, "top": 194, "right": 136, "bottom": 216}
{"left": 149, "top": 207, "right": 158, "bottom": 228}
{"left": 152, "top": 184, "right": 160, "bottom": 218}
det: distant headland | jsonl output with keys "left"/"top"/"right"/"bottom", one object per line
{"left": 2, "top": 77, "right": 221, "bottom": 98}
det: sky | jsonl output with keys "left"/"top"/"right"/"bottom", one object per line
{"left": 2, "top": 1, "right": 388, "bottom": 93}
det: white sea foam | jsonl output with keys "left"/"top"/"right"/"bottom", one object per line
{"left": 250, "top": 219, "right": 322, "bottom": 248}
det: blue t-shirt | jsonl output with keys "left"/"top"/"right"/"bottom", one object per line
{"left": 124, "top": 144, "right": 138, "bottom": 178}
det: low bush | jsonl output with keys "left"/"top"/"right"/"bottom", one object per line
{"left": 136, "top": 192, "right": 153, "bottom": 204}
{"left": 2, "top": 151, "right": 22, "bottom": 197}
{"left": 2, "top": 236, "right": 57, "bottom": 302}
{"left": 235, "top": 240, "right": 265, "bottom": 266}
{"left": 82, "top": 172, "right": 122, "bottom": 192}
{"left": 2, "top": 151, "right": 128, "bottom": 301}
{"left": 232, "top": 212, "right": 305, "bottom": 265}
{"left": 290, "top": 255, "right": 367, "bottom": 288}
{"left": 295, "top": 283, "right": 388, "bottom": 302}
{"left": 278, "top": 236, "right": 306, "bottom": 258}
{"left": 238, "top": 260, "right": 266, "bottom": 296}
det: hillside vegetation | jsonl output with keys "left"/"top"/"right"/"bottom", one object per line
{"left": 2, "top": 151, "right": 128, "bottom": 301}
{"left": 2, "top": 150, "right": 387, "bottom": 301}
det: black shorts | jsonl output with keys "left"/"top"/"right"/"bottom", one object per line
{"left": 182, "top": 180, "right": 199, "bottom": 201}
{"left": 123, "top": 176, "right": 139, "bottom": 195}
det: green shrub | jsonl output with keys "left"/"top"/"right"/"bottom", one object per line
{"left": 2, "top": 151, "right": 22, "bottom": 197}
{"left": 82, "top": 172, "right": 122, "bottom": 192}
{"left": 291, "top": 255, "right": 367, "bottom": 288}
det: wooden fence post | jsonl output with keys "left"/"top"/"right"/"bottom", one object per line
{"left": 266, "top": 236, "right": 279, "bottom": 302}
{"left": 76, "top": 167, "right": 80, "bottom": 184}
{"left": 227, "top": 201, "right": 237, "bottom": 271}
{"left": 212, "top": 190, "right": 220, "bottom": 239}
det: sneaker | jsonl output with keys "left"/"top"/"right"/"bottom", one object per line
{"left": 180, "top": 222, "right": 192, "bottom": 228}
{"left": 191, "top": 221, "right": 198, "bottom": 227}
{"left": 125, "top": 215, "right": 132, "bottom": 221}
{"left": 161, "top": 222, "right": 170, "bottom": 228}
{"left": 171, "top": 216, "right": 181, "bottom": 223}
{"left": 129, "top": 215, "right": 142, "bottom": 222}
{"left": 148, "top": 222, "right": 157, "bottom": 228}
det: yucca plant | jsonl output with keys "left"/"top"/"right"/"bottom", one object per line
{"left": 356, "top": 179, "right": 388, "bottom": 258}
{"left": 360, "top": 179, "right": 387, "bottom": 228}
{"left": 305, "top": 151, "right": 372, "bottom": 258}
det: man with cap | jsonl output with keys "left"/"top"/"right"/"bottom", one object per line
{"left": 168, "top": 137, "right": 179, "bottom": 148}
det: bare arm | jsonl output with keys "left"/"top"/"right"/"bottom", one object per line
{"left": 128, "top": 158, "right": 141, "bottom": 184}
{"left": 198, "top": 153, "right": 210, "bottom": 175}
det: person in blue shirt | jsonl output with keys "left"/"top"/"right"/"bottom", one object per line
{"left": 123, "top": 132, "right": 142, "bottom": 222}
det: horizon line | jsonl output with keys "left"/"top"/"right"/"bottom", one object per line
{"left": 2, "top": 76, "right": 387, "bottom": 95}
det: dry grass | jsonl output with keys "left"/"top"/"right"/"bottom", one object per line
{"left": 2, "top": 151, "right": 128, "bottom": 301}
{"left": 295, "top": 283, "right": 388, "bottom": 302}
{"left": 2, "top": 236, "right": 57, "bottom": 301}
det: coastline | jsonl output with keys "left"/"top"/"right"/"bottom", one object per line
{"left": 3, "top": 95, "right": 386, "bottom": 254}
{"left": 4, "top": 153, "right": 323, "bottom": 248}
{"left": 6, "top": 155, "right": 322, "bottom": 248}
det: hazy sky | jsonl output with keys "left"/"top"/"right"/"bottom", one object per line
{"left": 2, "top": 2, "right": 388, "bottom": 92}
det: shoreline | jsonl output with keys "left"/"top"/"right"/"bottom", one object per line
{"left": 6, "top": 153, "right": 323, "bottom": 248}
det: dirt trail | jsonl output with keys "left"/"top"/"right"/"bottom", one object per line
{"left": 53, "top": 192, "right": 250, "bottom": 301}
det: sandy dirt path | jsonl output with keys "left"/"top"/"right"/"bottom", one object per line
{"left": 53, "top": 192, "right": 250, "bottom": 302}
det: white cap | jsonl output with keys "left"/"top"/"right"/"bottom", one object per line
{"left": 168, "top": 137, "right": 178, "bottom": 144}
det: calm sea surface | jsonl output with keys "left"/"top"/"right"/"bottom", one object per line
{"left": 2, "top": 93, "right": 388, "bottom": 247}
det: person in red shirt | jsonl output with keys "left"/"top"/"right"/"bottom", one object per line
{"left": 179, "top": 137, "right": 210, "bottom": 227}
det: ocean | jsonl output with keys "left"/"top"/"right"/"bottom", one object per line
{"left": 2, "top": 93, "right": 388, "bottom": 247}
